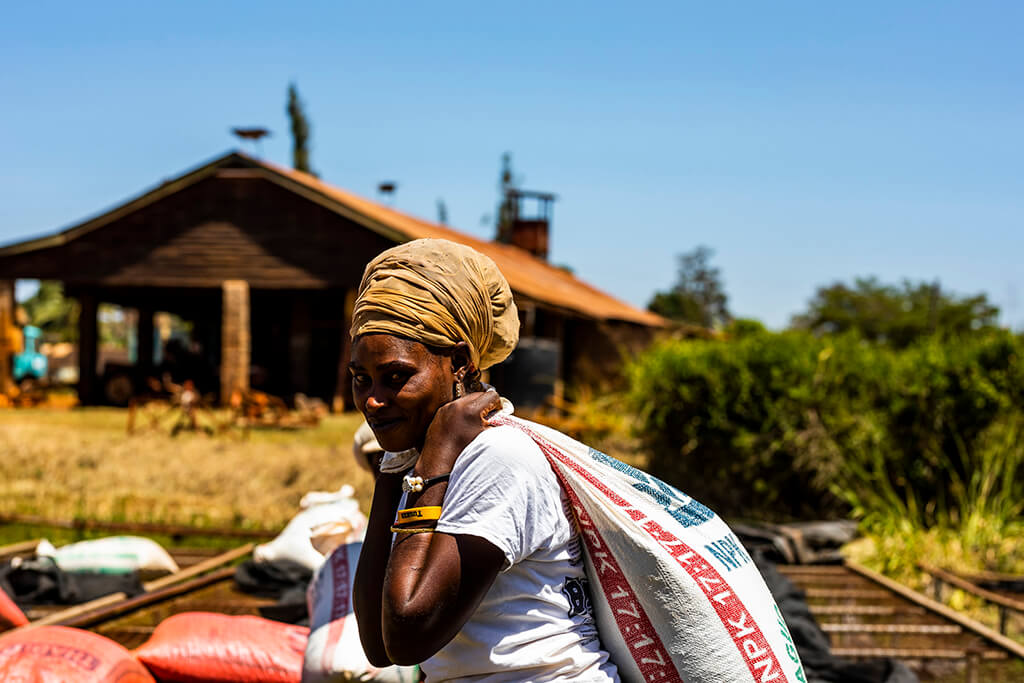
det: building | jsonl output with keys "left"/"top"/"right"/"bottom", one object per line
{"left": 0, "top": 152, "right": 663, "bottom": 407}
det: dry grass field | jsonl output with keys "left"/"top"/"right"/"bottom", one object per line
{"left": 0, "top": 407, "right": 375, "bottom": 534}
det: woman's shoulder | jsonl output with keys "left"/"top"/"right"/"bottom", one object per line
{"left": 472, "top": 423, "right": 543, "bottom": 452}
{"left": 458, "top": 424, "right": 549, "bottom": 473}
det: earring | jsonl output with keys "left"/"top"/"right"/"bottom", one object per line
{"left": 453, "top": 367, "right": 467, "bottom": 399}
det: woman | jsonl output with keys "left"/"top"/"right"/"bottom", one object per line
{"left": 351, "top": 239, "right": 619, "bottom": 682}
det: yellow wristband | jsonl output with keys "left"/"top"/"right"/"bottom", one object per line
{"left": 396, "top": 506, "right": 443, "bottom": 525}
{"left": 391, "top": 525, "right": 437, "bottom": 534}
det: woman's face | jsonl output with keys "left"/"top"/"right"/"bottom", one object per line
{"left": 350, "top": 334, "right": 456, "bottom": 453}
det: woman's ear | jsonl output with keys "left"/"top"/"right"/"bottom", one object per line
{"left": 450, "top": 342, "right": 472, "bottom": 378}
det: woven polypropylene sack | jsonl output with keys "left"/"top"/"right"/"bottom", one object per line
{"left": 133, "top": 612, "right": 307, "bottom": 683}
{"left": 256, "top": 497, "right": 366, "bottom": 572}
{"left": 0, "top": 625, "right": 155, "bottom": 682}
{"left": 491, "top": 415, "right": 807, "bottom": 683}
{"left": 303, "top": 542, "right": 420, "bottom": 682}
{"left": 0, "top": 587, "right": 28, "bottom": 631}
{"left": 38, "top": 536, "right": 179, "bottom": 576}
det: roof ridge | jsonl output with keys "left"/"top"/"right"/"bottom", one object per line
{"left": 248, "top": 155, "right": 664, "bottom": 326}
{"left": 2, "top": 151, "right": 664, "bottom": 327}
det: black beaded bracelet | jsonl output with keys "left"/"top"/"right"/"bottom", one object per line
{"left": 401, "top": 472, "right": 451, "bottom": 493}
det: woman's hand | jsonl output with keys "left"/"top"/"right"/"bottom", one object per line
{"left": 416, "top": 391, "right": 503, "bottom": 477}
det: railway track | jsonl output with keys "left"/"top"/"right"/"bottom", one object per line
{"left": 4, "top": 530, "right": 1022, "bottom": 681}
{"left": 779, "top": 562, "right": 1023, "bottom": 682}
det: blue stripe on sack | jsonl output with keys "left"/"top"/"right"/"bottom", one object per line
{"left": 586, "top": 447, "right": 716, "bottom": 527}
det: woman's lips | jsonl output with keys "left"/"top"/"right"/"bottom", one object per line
{"left": 368, "top": 416, "right": 403, "bottom": 433}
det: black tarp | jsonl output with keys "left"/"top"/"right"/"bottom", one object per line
{"left": 0, "top": 557, "right": 144, "bottom": 608}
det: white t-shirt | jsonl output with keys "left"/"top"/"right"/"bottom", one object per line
{"left": 414, "top": 425, "right": 619, "bottom": 683}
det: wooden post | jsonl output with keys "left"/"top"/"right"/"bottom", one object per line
{"left": 77, "top": 291, "right": 98, "bottom": 405}
{"left": 0, "top": 280, "right": 14, "bottom": 395}
{"left": 332, "top": 288, "right": 357, "bottom": 412}
{"left": 136, "top": 305, "right": 154, "bottom": 376}
{"left": 965, "top": 648, "right": 980, "bottom": 683}
{"left": 220, "top": 280, "right": 250, "bottom": 405}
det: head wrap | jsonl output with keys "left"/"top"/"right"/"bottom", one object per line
{"left": 350, "top": 238, "right": 519, "bottom": 370}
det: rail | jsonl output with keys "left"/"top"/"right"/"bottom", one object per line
{"left": 780, "top": 560, "right": 1023, "bottom": 682}
{"left": 919, "top": 561, "right": 1024, "bottom": 637}
{"left": 0, "top": 514, "right": 276, "bottom": 540}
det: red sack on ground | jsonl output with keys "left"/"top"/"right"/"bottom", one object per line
{"left": 133, "top": 611, "right": 308, "bottom": 683}
{"left": 0, "top": 625, "right": 155, "bottom": 682}
{"left": 0, "top": 588, "right": 28, "bottom": 631}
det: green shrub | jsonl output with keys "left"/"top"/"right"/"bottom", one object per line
{"left": 627, "top": 328, "right": 1024, "bottom": 532}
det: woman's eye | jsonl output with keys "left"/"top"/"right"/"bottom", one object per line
{"left": 386, "top": 371, "right": 409, "bottom": 387}
{"left": 352, "top": 374, "right": 370, "bottom": 388}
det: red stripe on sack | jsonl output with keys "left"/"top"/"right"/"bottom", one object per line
{"left": 497, "top": 417, "right": 789, "bottom": 683}
{"left": 561, "top": 479, "right": 683, "bottom": 683}
{"left": 322, "top": 548, "right": 352, "bottom": 673}
{"left": 492, "top": 418, "right": 680, "bottom": 682}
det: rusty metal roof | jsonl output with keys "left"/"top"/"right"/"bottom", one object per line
{"left": 0, "top": 151, "right": 664, "bottom": 327}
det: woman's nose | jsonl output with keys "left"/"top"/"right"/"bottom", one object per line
{"left": 364, "top": 392, "right": 387, "bottom": 412}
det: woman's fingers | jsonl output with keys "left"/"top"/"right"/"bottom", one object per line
{"left": 478, "top": 391, "right": 503, "bottom": 423}
{"left": 454, "top": 390, "right": 502, "bottom": 424}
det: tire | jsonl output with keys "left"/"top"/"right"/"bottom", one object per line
{"left": 104, "top": 372, "right": 135, "bottom": 406}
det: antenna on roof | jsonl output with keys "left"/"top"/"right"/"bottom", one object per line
{"left": 231, "top": 127, "right": 271, "bottom": 157}
{"left": 377, "top": 181, "right": 397, "bottom": 206}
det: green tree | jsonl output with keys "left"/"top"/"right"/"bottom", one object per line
{"left": 791, "top": 277, "right": 999, "bottom": 348}
{"left": 287, "top": 83, "right": 315, "bottom": 175}
{"left": 647, "top": 246, "right": 731, "bottom": 328}
{"left": 20, "top": 281, "right": 78, "bottom": 342}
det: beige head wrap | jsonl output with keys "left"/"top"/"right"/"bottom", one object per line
{"left": 350, "top": 238, "right": 519, "bottom": 370}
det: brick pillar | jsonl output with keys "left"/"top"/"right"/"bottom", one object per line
{"left": 0, "top": 280, "right": 14, "bottom": 395}
{"left": 77, "top": 291, "right": 98, "bottom": 405}
{"left": 220, "top": 280, "right": 250, "bottom": 405}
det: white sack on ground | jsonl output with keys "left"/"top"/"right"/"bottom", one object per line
{"left": 37, "top": 536, "right": 179, "bottom": 576}
{"left": 491, "top": 414, "right": 808, "bottom": 683}
{"left": 300, "top": 484, "right": 359, "bottom": 510}
{"left": 255, "top": 489, "right": 367, "bottom": 571}
{"left": 303, "top": 542, "right": 420, "bottom": 683}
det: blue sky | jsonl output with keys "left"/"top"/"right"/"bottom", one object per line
{"left": 2, "top": 2, "right": 1022, "bottom": 328}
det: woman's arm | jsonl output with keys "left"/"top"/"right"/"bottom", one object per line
{"left": 381, "top": 392, "right": 506, "bottom": 666}
{"left": 353, "top": 471, "right": 405, "bottom": 667}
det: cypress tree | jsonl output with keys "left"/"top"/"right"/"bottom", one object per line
{"left": 287, "top": 83, "right": 314, "bottom": 175}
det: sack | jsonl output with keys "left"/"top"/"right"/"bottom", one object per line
{"left": 133, "top": 612, "right": 308, "bottom": 682}
{"left": 303, "top": 542, "right": 420, "bottom": 682}
{"left": 0, "top": 625, "right": 155, "bottom": 682}
{"left": 492, "top": 415, "right": 807, "bottom": 683}
{"left": 299, "top": 484, "right": 359, "bottom": 510}
{"left": 0, "top": 587, "right": 28, "bottom": 631}
{"left": 37, "top": 536, "right": 178, "bottom": 577}
{"left": 256, "top": 492, "right": 367, "bottom": 572}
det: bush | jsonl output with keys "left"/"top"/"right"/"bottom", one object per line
{"left": 627, "top": 328, "right": 1024, "bottom": 532}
